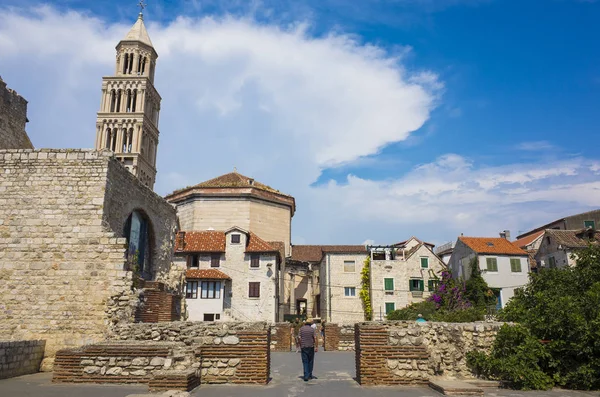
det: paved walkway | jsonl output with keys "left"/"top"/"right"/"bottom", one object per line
{"left": 1, "top": 352, "right": 599, "bottom": 397}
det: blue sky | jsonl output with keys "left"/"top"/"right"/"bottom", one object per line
{"left": 0, "top": 0, "right": 599, "bottom": 245}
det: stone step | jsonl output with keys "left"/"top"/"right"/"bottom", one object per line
{"left": 428, "top": 379, "right": 484, "bottom": 396}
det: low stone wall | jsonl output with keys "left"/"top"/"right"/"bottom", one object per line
{"left": 270, "top": 323, "right": 292, "bottom": 352}
{"left": 324, "top": 323, "right": 355, "bottom": 351}
{"left": 135, "top": 281, "right": 182, "bottom": 323}
{"left": 112, "top": 321, "right": 270, "bottom": 384}
{"left": 0, "top": 340, "right": 45, "bottom": 379}
{"left": 355, "top": 321, "right": 503, "bottom": 385}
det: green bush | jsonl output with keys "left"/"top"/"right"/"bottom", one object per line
{"left": 474, "top": 245, "right": 600, "bottom": 390}
{"left": 386, "top": 301, "right": 437, "bottom": 321}
{"left": 386, "top": 302, "right": 484, "bottom": 322}
{"left": 432, "top": 307, "right": 484, "bottom": 323}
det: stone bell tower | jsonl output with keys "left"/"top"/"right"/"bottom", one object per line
{"left": 94, "top": 7, "right": 161, "bottom": 189}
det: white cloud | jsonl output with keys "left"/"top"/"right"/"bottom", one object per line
{"left": 515, "top": 140, "right": 556, "bottom": 151}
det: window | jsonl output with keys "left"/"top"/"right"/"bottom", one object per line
{"left": 548, "top": 256, "right": 556, "bottom": 269}
{"left": 409, "top": 279, "right": 424, "bottom": 292}
{"left": 231, "top": 234, "right": 241, "bottom": 244}
{"left": 486, "top": 257, "right": 498, "bottom": 272}
{"left": 203, "top": 313, "right": 215, "bottom": 321}
{"left": 200, "top": 281, "right": 221, "bottom": 299}
{"left": 343, "top": 260, "right": 356, "bottom": 273}
{"left": 211, "top": 254, "right": 220, "bottom": 268}
{"left": 249, "top": 282, "right": 260, "bottom": 298}
{"left": 250, "top": 254, "right": 260, "bottom": 268}
{"left": 385, "top": 302, "right": 396, "bottom": 315}
{"left": 420, "top": 257, "right": 429, "bottom": 269}
{"left": 510, "top": 258, "right": 522, "bottom": 273}
{"left": 428, "top": 279, "right": 439, "bottom": 291}
{"left": 584, "top": 220, "right": 596, "bottom": 229}
{"left": 185, "top": 281, "right": 198, "bottom": 299}
{"left": 344, "top": 287, "right": 356, "bottom": 297}
{"left": 187, "top": 254, "right": 199, "bottom": 268}
{"left": 215, "top": 314, "right": 220, "bottom": 320}
{"left": 384, "top": 278, "right": 394, "bottom": 291}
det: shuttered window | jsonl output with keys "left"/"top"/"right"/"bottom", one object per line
{"left": 250, "top": 254, "right": 260, "bottom": 268}
{"left": 486, "top": 257, "right": 498, "bottom": 272}
{"left": 409, "top": 279, "right": 424, "bottom": 292}
{"left": 211, "top": 254, "right": 220, "bottom": 268}
{"left": 420, "top": 257, "right": 429, "bottom": 268}
{"left": 510, "top": 258, "right": 522, "bottom": 273}
{"left": 248, "top": 282, "right": 260, "bottom": 298}
{"left": 385, "top": 302, "right": 395, "bottom": 314}
{"left": 384, "top": 278, "right": 394, "bottom": 291}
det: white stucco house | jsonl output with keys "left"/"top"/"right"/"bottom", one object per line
{"left": 448, "top": 236, "right": 529, "bottom": 308}
{"left": 174, "top": 226, "right": 283, "bottom": 322}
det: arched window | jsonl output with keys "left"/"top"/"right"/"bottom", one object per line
{"left": 127, "top": 53, "right": 133, "bottom": 74}
{"left": 128, "top": 128, "right": 134, "bottom": 152}
{"left": 141, "top": 57, "right": 147, "bottom": 75}
{"left": 122, "top": 53, "right": 129, "bottom": 74}
{"left": 116, "top": 90, "right": 122, "bottom": 113}
{"left": 124, "top": 210, "right": 152, "bottom": 278}
{"left": 105, "top": 128, "right": 112, "bottom": 149}
{"left": 131, "top": 90, "right": 137, "bottom": 112}
{"left": 126, "top": 89, "right": 132, "bottom": 112}
{"left": 109, "top": 90, "right": 116, "bottom": 112}
{"left": 111, "top": 128, "right": 118, "bottom": 151}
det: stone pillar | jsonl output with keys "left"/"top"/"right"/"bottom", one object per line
{"left": 324, "top": 323, "right": 340, "bottom": 351}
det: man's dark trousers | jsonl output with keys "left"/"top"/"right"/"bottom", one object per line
{"left": 301, "top": 347, "right": 315, "bottom": 380}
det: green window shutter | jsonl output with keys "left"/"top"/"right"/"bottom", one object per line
{"left": 385, "top": 302, "right": 395, "bottom": 314}
{"left": 409, "top": 280, "right": 416, "bottom": 291}
{"left": 384, "top": 278, "right": 394, "bottom": 291}
{"left": 510, "top": 258, "right": 521, "bottom": 272}
{"left": 486, "top": 257, "right": 498, "bottom": 272}
{"left": 428, "top": 280, "right": 434, "bottom": 291}
{"left": 419, "top": 280, "right": 424, "bottom": 292}
{"left": 420, "top": 257, "right": 429, "bottom": 268}
{"left": 584, "top": 220, "right": 595, "bottom": 229}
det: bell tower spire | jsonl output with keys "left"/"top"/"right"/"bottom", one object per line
{"left": 94, "top": 3, "right": 161, "bottom": 189}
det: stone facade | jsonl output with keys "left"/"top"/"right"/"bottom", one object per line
{"left": 0, "top": 77, "right": 33, "bottom": 150}
{"left": 320, "top": 253, "right": 367, "bottom": 324}
{"left": 370, "top": 240, "right": 445, "bottom": 320}
{"left": 0, "top": 149, "right": 178, "bottom": 369}
{"left": 112, "top": 321, "right": 270, "bottom": 384}
{"left": 355, "top": 321, "right": 503, "bottom": 384}
{"left": 0, "top": 340, "right": 45, "bottom": 379}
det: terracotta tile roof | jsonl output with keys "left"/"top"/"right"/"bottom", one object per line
{"left": 393, "top": 237, "right": 435, "bottom": 248}
{"left": 246, "top": 232, "right": 278, "bottom": 253}
{"left": 544, "top": 229, "right": 600, "bottom": 249}
{"left": 186, "top": 269, "right": 231, "bottom": 280}
{"left": 290, "top": 245, "right": 367, "bottom": 262}
{"left": 513, "top": 230, "right": 544, "bottom": 249}
{"left": 267, "top": 241, "right": 286, "bottom": 261}
{"left": 459, "top": 237, "right": 527, "bottom": 256}
{"left": 175, "top": 231, "right": 225, "bottom": 253}
{"left": 168, "top": 171, "right": 293, "bottom": 198}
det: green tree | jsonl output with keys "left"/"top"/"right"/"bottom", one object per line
{"left": 464, "top": 257, "right": 497, "bottom": 311}
{"left": 470, "top": 244, "right": 600, "bottom": 390}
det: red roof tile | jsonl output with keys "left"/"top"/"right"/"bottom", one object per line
{"left": 245, "top": 232, "right": 278, "bottom": 253}
{"left": 459, "top": 237, "right": 527, "bottom": 256}
{"left": 513, "top": 230, "right": 544, "bottom": 249}
{"left": 290, "top": 245, "right": 367, "bottom": 262}
{"left": 185, "top": 269, "right": 231, "bottom": 280}
{"left": 175, "top": 231, "right": 225, "bottom": 253}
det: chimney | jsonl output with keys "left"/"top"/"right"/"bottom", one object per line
{"left": 499, "top": 230, "right": 511, "bottom": 240}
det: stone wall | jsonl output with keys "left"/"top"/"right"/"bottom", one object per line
{"left": 112, "top": 321, "right": 270, "bottom": 384}
{"left": 0, "top": 77, "right": 33, "bottom": 150}
{"left": 355, "top": 321, "right": 503, "bottom": 385}
{"left": 0, "top": 149, "right": 178, "bottom": 369}
{"left": 270, "top": 323, "right": 292, "bottom": 352}
{"left": 0, "top": 340, "right": 45, "bottom": 379}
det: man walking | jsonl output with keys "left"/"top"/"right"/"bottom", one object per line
{"left": 298, "top": 317, "right": 318, "bottom": 382}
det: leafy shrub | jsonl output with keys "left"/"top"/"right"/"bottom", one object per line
{"left": 475, "top": 245, "right": 600, "bottom": 390}
{"left": 386, "top": 301, "right": 437, "bottom": 321}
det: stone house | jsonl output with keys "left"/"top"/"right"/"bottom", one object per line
{"left": 513, "top": 230, "right": 544, "bottom": 271}
{"left": 174, "top": 227, "right": 284, "bottom": 322}
{"left": 369, "top": 237, "right": 445, "bottom": 320}
{"left": 289, "top": 245, "right": 368, "bottom": 323}
{"left": 449, "top": 236, "right": 529, "bottom": 308}
{"left": 515, "top": 209, "right": 600, "bottom": 243}
{"left": 535, "top": 228, "right": 599, "bottom": 269}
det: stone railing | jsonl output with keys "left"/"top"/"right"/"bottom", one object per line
{"left": 0, "top": 340, "right": 45, "bottom": 379}
{"left": 355, "top": 321, "right": 504, "bottom": 385}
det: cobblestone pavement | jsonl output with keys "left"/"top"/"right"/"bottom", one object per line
{"left": 0, "top": 352, "right": 598, "bottom": 397}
